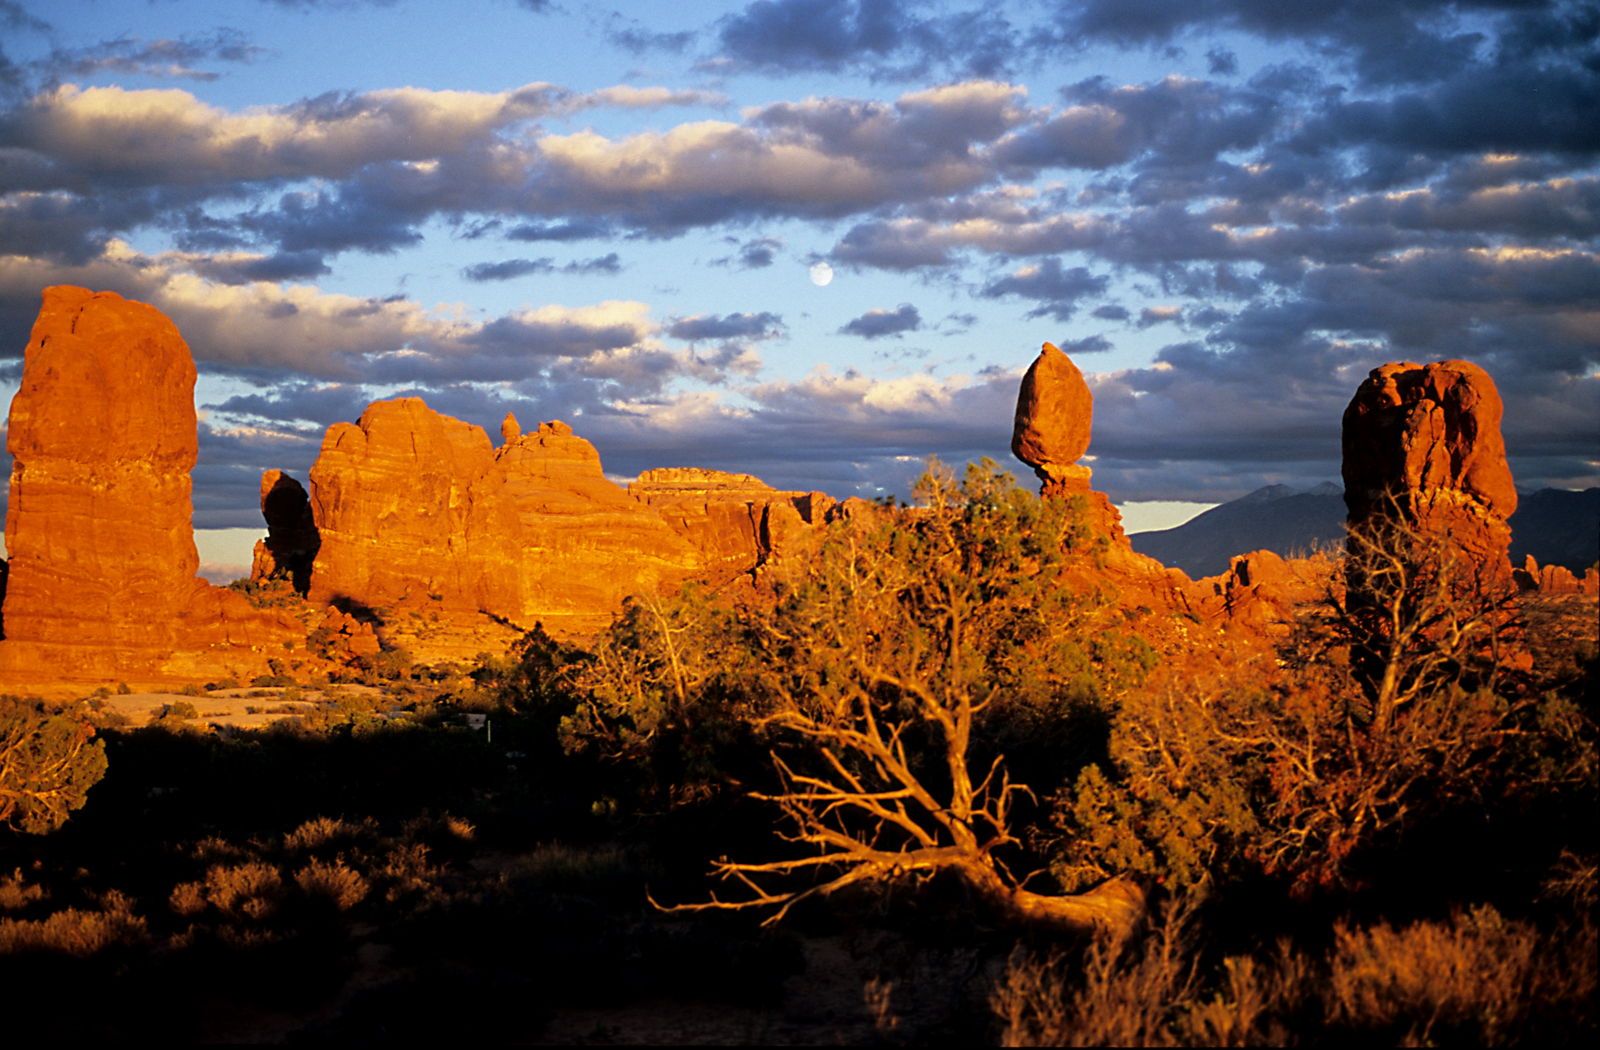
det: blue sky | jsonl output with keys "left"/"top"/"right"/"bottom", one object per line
{"left": 2, "top": 0, "right": 1597, "bottom": 575}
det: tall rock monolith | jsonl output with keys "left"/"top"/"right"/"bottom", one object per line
{"left": 1010, "top": 340, "right": 1206, "bottom": 618}
{"left": 1, "top": 286, "right": 299, "bottom": 684}
{"left": 1341, "top": 360, "right": 1517, "bottom": 580}
{"left": 3, "top": 287, "right": 202, "bottom": 651}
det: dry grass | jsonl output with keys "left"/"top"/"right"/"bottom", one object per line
{"left": 0, "top": 891, "right": 148, "bottom": 957}
{"left": 993, "top": 902, "right": 1596, "bottom": 1046}
{"left": 202, "top": 861, "right": 286, "bottom": 921}
{"left": 0, "top": 868, "right": 46, "bottom": 911}
{"left": 294, "top": 858, "right": 369, "bottom": 911}
{"left": 1326, "top": 906, "right": 1595, "bottom": 1045}
{"left": 283, "top": 815, "right": 376, "bottom": 854}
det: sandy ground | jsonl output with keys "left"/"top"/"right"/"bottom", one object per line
{"left": 92, "top": 684, "right": 391, "bottom": 729}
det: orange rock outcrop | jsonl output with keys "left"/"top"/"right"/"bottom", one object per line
{"left": 1009, "top": 341, "right": 1333, "bottom": 640}
{"left": 305, "top": 401, "right": 737, "bottom": 648}
{"left": 0, "top": 287, "right": 300, "bottom": 687}
{"left": 629, "top": 468, "right": 833, "bottom": 576}
{"left": 1514, "top": 554, "right": 1600, "bottom": 598}
{"left": 1342, "top": 360, "right": 1517, "bottom": 580}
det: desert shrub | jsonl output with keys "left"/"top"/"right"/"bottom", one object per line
{"left": 282, "top": 816, "right": 376, "bottom": 855}
{"left": 570, "top": 458, "right": 1150, "bottom": 932}
{"left": 0, "top": 869, "right": 46, "bottom": 911}
{"left": 169, "top": 880, "right": 207, "bottom": 917}
{"left": 250, "top": 674, "right": 296, "bottom": 689}
{"left": 374, "top": 843, "right": 442, "bottom": 904}
{"left": 399, "top": 812, "right": 476, "bottom": 865}
{"left": 993, "top": 900, "right": 1595, "bottom": 1047}
{"left": 294, "top": 859, "right": 369, "bottom": 911}
{"left": 0, "top": 892, "right": 147, "bottom": 957}
{"left": 1324, "top": 905, "right": 1596, "bottom": 1045}
{"left": 503, "top": 843, "right": 659, "bottom": 900}
{"left": 0, "top": 696, "right": 109, "bottom": 833}
{"left": 202, "top": 862, "right": 285, "bottom": 921}
{"left": 357, "top": 648, "right": 413, "bottom": 682}
{"left": 1052, "top": 515, "right": 1598, "bottom": 897}
{"left": 226, "top": 577, "right": 299, "bottom": 610}
{"left": 158, "top": 700, "right": 199, "bottom": 720}
{"left": 992, "top": 896, "right": 1221, "bottom": 1047}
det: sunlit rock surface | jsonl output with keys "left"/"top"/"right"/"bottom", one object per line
{"left": 0, "top": 286, "right": 299, "bottom": 685}
{"left": 1342, "top": 360, "right": 1517, "bottom": 580}
{"left": 1012, "top": 341, "right": 1094, "bottom": 499}
{"left": 629, "top": 467, "right": 833, "bottom": 577}
{"left": 307, "top": 402, "right": 711, "bottom": 648}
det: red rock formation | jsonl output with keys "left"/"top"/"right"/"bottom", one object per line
{"left": 0, "top": 287, "right": 299, "bottom": 686}
{"left": 250, "top": 470, "right": 320, "bottom": 594}
{"left": 3, "top": 287, "right": 200, "bottom": 652}
{"left": 629, "top": 468, "right": 832, "bottom": 576}
{"left": 1008, "top": 340, "right": 1207, "bottom": 625}
{"left": 1342, "top": 360, "right": 1517, "bottom": 580}
{"left": 306, "top": 400, "right": 708, "bottom": 647}
{"left": 1012, "top": 342, "right": 1094, "bottom": 499}
{"left": 1514, "top": 554, "right": 1599, "bottom": 597}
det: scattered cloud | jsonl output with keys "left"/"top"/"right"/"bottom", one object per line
{"left": 667, "top": 311, "right": 786, "bottom": 341}
{"left": 980, "top": 258, "right": 1109, "bottom": 321}
{"left": 462, "top": 253, "right": 622, "bottom": 281}
{"left": 840, "top": 303, "right": 921, "bottom": 338}
{"left": 0, "top": 1, "right": 1594, "bottom": 511}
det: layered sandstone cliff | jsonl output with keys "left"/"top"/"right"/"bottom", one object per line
{"left": 305, "top": 402, "right": 726, "bottom": 645}
{"left": 0, "top": 287, "right": 299, "bottom": 685}
{"left": 629, "top": 467, "right": 834, "bottom": 576}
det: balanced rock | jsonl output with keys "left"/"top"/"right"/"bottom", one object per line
{"left": 1342, "top": 360, "right": 1517, "bottom": 576}
{"left": 1012, "top": 342, "right": 1094, "bottom": 495}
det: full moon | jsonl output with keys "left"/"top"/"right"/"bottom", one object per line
{"left": 809, "top": 262, "right": 834, "bottom": 286}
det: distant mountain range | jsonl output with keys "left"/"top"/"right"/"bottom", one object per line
{"left": 1129, "top": 485, "right": 1600, "bottom": 580}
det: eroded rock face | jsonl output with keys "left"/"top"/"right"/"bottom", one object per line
{"left": 306, "top": 401, "right": 707, "bottom": 642}
{"left": 1013, "top": 341, "right": 1094, "bottom": 496}
{"left": 1342, "top": 360, "right": 1517, "bottom": 577}
{"left": 250, "top": 470, "right": 320, "bottom": 594}
{"left": 1, "top": 286, "right": 299, "bottom": 683}
{"left": 629, "top": 468, "right": 831, "bottom": 575}
{"left": 3, "top": 288, "right": 200, "bottom": 651}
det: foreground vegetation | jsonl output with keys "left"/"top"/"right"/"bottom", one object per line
{"left": 2, "top": 461, "right": 1595, "bottom": 1043}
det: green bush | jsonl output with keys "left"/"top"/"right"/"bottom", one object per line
{"left": 0, "top": 697, "right": 109, "bottom": 834}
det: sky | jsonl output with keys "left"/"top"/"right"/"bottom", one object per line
{"left": 2, "top": 0, "right": 1596, "bottom": 577}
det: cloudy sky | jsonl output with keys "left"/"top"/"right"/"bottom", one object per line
{"left": 2, "top": 0, "right": 1596, "bottom": 575}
